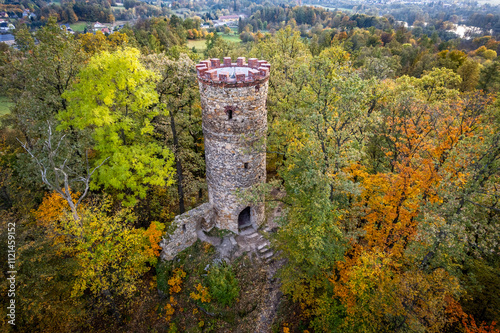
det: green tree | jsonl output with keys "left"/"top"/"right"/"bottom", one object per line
{"left": 249, "top": 26, "right": 311, "bottom": 168}
{"left": 59, "top": 47, "right": 175, "bottom": 206}
{"left": 204, "top": 33, "right": 240, "bottom": 60}
{"left": 143, "top": 53, "right": 203, "bottom": 214}
{"left": 0, "top": 18, "right": 91, "bottom": 210}
{"left": 1, "top": 17, "right": 87, "bottom": 148}
{"left": 458, "top": 59, "right": 480, "bottom": 91}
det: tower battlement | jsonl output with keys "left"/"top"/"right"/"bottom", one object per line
{"left": 196, "top": 57, "right": 270, "bottom": 87}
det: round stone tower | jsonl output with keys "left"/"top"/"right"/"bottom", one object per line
{"left": 196, "top": 57, "right": 270, "bottom": 234}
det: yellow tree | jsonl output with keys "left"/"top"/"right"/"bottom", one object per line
{"left": 59, "top": 47, "right": 175, "bottom": 206}
{"left": 47, "top": 197, "right": 163, "bottom": 323}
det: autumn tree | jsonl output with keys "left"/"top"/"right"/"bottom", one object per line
{"left": 264, "top": 35, "right": 500, "bottom": 331}
{"left": 0, "top": 211, "right": 86, "bottom": 332}
{"left": 78, "top": 31, "right": 129, "bottom": 54}
{"left": 52, "top": 198, "right": 162, "bottom": 322}
{"left": 267, "top": 41, "right": 377, "bottom": 327}
{"left": 59, "top": 47, "right": 175, "bottom": 206}
{"left": 329, "top": 71, "right": 499, "bottom": 332}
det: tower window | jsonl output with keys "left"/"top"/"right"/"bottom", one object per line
{"left": 244, "top": 163, "right": 248, "bottom": 169}
{"left": 182, "top": 224, "right": 186, "bottom": 232}
{"left": 255, "top": 85, "right": 260, "bottom": 92}
{"left": 225, "top": 105, "right": 235, "bottom": 120}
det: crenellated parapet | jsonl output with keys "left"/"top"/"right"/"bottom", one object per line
{"left": 196, "top": 57, "right": 270, "bottom": 87}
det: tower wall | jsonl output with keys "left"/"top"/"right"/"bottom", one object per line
{"left": 197, "top": 57, "right": 270, "bottom": 233}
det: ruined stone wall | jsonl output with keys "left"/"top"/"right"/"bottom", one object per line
{"left": 160, "top": 202, "right": 215, "bottom": 261}
{"left": 197, "top": 57, "right": 270, "bottom": 233}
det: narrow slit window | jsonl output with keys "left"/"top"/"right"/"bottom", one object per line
{"left": 182, "top": 224, "right": 186, "bottom": 232}
{"left": 244, "top": 163, "right": 249, "bottom": 169}
{"left": 225, "top": 105, "right": 235, "bottom": 120}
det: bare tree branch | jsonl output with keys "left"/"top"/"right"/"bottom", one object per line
{"left": 17, "top": 126, "right": 108, "bottom": 221}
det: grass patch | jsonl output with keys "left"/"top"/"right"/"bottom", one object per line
{"left": 220, "top": 33, "right": 241, "bottom": 43}
{"left": 187, "top": 39, "right": 207, "bottom": 52}
{"left": 70, "top": 21, "right": 88, "bottom": 32}
{"left": 187, "top": 33, "right": 241, "bottom": 52}
{"left": 0, "top": 96, "right": 12, "bottom": 117}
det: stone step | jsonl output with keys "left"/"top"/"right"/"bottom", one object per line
{"left": 254, "top": 235, "right": 265, "bottom": 242}
{"left": 246, "top": 232, "right": 260, "bottom": 239}
{"left": 260, "top": 247, "right": 272, "bottom": 254}
{"left": 239, "top": 226, "right": 256, "bottom": 236}
{"left": 257, "top": 243, "right": 268, "bottom": 251}
{"left": 266, "top": 250, "right": 281, "bottom": 263}
{"left": 262, "top": 251, "right": 274, "bottom": 259}
{"left": 259, "top": 247, "right": 270, "bottom": 254}
{"left": 239, "top": 223, "right": 253, "bottom": 231}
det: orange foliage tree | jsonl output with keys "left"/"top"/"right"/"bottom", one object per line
{"left": 274, "top": 63, "right": 500, "bottom": 332}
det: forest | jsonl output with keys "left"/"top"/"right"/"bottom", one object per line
{"left": 0, "top": 5, "right": 499, "bottom": 332}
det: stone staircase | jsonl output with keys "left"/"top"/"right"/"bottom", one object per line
{"left": 235, "top": 224, "right": 275, "bottom": 263}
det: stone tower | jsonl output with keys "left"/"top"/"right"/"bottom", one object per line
{"left": 196, "top": 57, "right": 270, "bottom": 234}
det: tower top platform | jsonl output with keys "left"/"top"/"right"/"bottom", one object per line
{"left": 196, "top": 57, "right": 270, "bottom": 87}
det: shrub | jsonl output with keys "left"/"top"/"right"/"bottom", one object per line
{"left": 206, "top": 262, "right": 240, "bottom": 307}
{"left": 156, "top": 260, "right": 173, "bottom": 295}
{"left": 190, "top": 283, "right": 211, "bottom": 303}
{"left": 168, "top": 268, "right": 187, "bottom": 294}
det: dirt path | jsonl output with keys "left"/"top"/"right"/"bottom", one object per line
{"left": 254, "top": 258, "right": 286, "bottom": 332}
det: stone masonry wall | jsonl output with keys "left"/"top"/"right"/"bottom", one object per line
{"left": 197, "top": 57, "right": 270, "bottom": 233}
{"left": 159, "top": 57, "right": 270, "bottom": 260}
{"left": 160, "top": 202, "right": 215, "bottom": 261}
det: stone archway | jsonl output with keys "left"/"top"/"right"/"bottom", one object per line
{"left": 238, "top": 206, "right": 251, "bottom": 229}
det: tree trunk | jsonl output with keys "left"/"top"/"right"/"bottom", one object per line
{"left": 170, "top": 111, "right": 185, "bottom": 214}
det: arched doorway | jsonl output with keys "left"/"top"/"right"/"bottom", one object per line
{"left": 238, "top": 207, "right": 251, "bottom": 228}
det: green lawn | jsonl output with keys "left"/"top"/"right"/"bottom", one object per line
{"left": 0, "top": 96, "right": 12, "bottom": 117}
{"left": 70, "top": 22, "right": 88, "bottom": 32}
{"left": 220, "top": 33, "right": 241, "bottom": 43}
{"left": 187, "top": 39, "right": 207, "bottom": 52}
{"left": 187, "top": 33, "right": 242, "bottom": 52}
